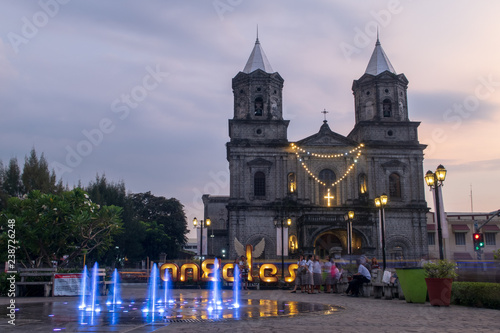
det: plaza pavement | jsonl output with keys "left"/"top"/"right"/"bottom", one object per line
{"left": 1, "top": 284, "right": 499, "bottom": 332}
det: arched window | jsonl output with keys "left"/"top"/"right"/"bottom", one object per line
{"left": 358, "top": 173, "right": 368, "bottom": 195}
{"left": 389, "top": 173, "right": 401, "bottom": 198}
{"left": 319, "top": 169, "right": 336, "bottom": 206}
{"left": 287, "top": 172, "right": 296, "bottom": 193}
{"left": 383, "top": 99, "right": 392, "bottom": 117}
{"left": 254, "top": 171, "right": 266, "bottom": 196}
{"left": 254, "top": 97, "right": 263, "bottom": 116}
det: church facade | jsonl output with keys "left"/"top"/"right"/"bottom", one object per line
{"left": 202, "top": 36, "right": 429, "bottom": 261}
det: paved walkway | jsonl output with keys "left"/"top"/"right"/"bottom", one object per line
{"left": 1, "top": 285, "right": 499, "bottom": 332}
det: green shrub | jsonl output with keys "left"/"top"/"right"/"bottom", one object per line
{"left": 423, "top": 259, "right": 458, "bottom": 279}
{"left": 451, "top": 282, "right": 500, "bottom": 309}
{"left": 493, "top": 249, "right": 500, "bottom": 260}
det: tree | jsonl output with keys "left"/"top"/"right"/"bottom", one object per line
{"left": 0, "top": 188, "right": 122, "bottom": 268}
{"left": 85, "top": 174, "right": 145, "bottom": 265}
{"left": 129, "top": 192, "right": 188, "bottom": 260}
{"left": 3, "top": 157, "right": 22, "bottom": 197}
{"left": 22, "top": 148, "right": 63, "bottom": 194}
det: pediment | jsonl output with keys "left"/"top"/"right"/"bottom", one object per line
{"left": 296, "top": 121, "right": 358, "bottom": 147}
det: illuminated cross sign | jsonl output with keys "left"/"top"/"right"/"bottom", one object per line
{"left": 324, "top": 188, "right": 334, "bottom": 207}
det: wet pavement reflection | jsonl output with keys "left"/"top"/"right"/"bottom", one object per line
{"left": 1, "top": 292, "right": 341, "bottom": 332}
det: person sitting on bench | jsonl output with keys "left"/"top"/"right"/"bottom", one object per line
{"left": 345, "top": 259, "right": 371, "bottom": 297}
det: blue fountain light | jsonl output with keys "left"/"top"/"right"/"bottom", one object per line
{"left": 233, "top": 264, "right": 240, "bottom": 308}
{"left": 89, "top": 263, "right": 101, "bottom": 312}
{"left": 106, "top": 268, "right": 122, "bottom": 307}
{"left": 143, "top": 263, "right": 161, "bottom": 317}
{"left": 78, "top": 265, "right": 88, "bottom": 310}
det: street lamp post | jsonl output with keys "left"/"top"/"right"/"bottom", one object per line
{"left": 425, "top": 164, "right": 447, "bottom": 260}
{"left": 345, "top": 211, "right": 355, "bottom": 255}
{"left": 193, "top": 217, "right": 211, "bottom": 267}
{"left": 375, "top": 194, "right": 388, "bottom": 271}
{"left": 274, "top": 217, "right": 291, "bottom": 282}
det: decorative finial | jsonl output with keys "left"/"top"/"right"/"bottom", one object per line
{"left": 256, "top": 24, "right": 259, "bottom": 43}
{"left": 376, "top": 27, "right": 380, "bottom": 46}
{"left": 321, "top": 108, "right": 329, "bottom": 123}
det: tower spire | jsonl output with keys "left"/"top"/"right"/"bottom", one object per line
{"left": 365, "top": 34, "right": 395, "bottom": 75}
{"left": 242, "top": 33, "right": 274, "bottom": 74}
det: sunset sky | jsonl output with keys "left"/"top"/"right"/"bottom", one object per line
{"left": 1, "top": 1, "right": 499, "bottom": 237}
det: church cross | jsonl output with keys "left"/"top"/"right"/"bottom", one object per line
{"left": 324, "top": 188, "right": 334, "bottom": 207}
{"left": 321, "top": 108, "right": 329, "bottom": 121}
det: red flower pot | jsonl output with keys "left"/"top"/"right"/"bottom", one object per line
{"left": 425, "top": 278, "right": 453, "bottom": 306}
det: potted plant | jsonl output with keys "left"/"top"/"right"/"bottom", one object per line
{"left": 423, "top": 260, "right": 458, "bottom": 306}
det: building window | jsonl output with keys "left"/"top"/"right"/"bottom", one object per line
{"left": 454, "top": 233, "right": 466, "bottom": 246}
{"left": 287, "top": 172, "right": 296, "bottom": 193}
{"left": 319, "top": 169, "right": 336, "bottom": 206}
{"left": 254, "top": 97, "right": 263, "bottom": 116}
{"left": 389, "top": 173, "right": 401, "bottom": 198}
{"left": 485, "top": 232, "right": 496, "bottom": 246}
{"left": 383, "top": 99, "right": 392, "bottom": 117}
{"left": 428, "top": 232, "right": 435, "bottom": 246}
{"left": 254, "top": 171, "right": 266, "bottom": 196}
{"left": 358, "top": 173, "right": 368, "bottom": 195}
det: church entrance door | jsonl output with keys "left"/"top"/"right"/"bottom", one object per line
{"left": 313, "top": 231, "right": 344, "bottom": 258}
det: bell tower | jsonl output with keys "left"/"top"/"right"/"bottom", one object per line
{"left": 229, "top": 37, "right": 289, "bottom": 143}
{"left": 349, "top": 37, "right": 418, "bottom": 144}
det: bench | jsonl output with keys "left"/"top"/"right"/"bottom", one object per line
{"left": 16, "top": 267, "right": 57, "bottom": 297}
{"left": 370, "top": 269, "right": 403, "bottom": 300}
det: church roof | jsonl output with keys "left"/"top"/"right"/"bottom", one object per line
{"left": 242, "top": 38, "right": 274, "bottom": 74}
{"left": 296, "top": 120, "right": 359, "bottom": 147}
{"left": 365, "top": 37, "right": 396, "bottom": 76}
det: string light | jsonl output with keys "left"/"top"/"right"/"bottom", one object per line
{"left": 291, "top": 143, "right": 364, "bottom": 187}
{"left": 290, "top": 143, "right": 364, "bottom": 158}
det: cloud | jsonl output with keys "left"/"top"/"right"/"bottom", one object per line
{"left": 409, "top": 90, "right": 499, "bottom": 125}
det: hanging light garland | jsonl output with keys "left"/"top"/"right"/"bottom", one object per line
{"left": 291, "top": 143, "right": 364, "bottom": 187}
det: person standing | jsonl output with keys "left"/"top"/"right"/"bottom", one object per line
{"left": 331, "top": 262, "right": 341, "bottom": 293}
{"left": 305, "top": 255, "right": 314, "bottom": 294}
{"left": 290, "top": 255, "right": 304, "bottom": 293}
{"left": 323, "top": 256, "right": 333, "bottom": 293}
{"left": 239, "top": 256, "right": 249, "bottom": 290}
{"left": 313, "top": 255, "right": 322, "bottom": 293}
{"left": 299, "top": 255, "right": 307, "bottom": 293}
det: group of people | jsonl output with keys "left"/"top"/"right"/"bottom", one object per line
{"left": 290, "top": 255, "right": 379, "bottom": 297}
{"left": 290, "top": 255, "right": 342, "bottom": 294}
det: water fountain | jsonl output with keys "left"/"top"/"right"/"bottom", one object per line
{"left": 106, "top": 268, "right": 122, "bottom": 306}
{"left": 78, "top": 263, "right": 101, "bottom": 313}
{"left": 3, "top": 261, "right": 339, "bottom": 331}
{"left": 90, "top": 263, "right": 101, "bottom": 312}
{"left": 208, "top": 258, "right": 222, "bottom": 312}
{"left": 142, "top": 263, "right": 161, "bottom": 318}
{"left": 163, "top": 268, "right": 173, "bottom": 306}
{"left": 233, "top": 263, "right": 240, "bottom": 308}
{"left": 78, "top": 265, "right": 88, "bottom": 311}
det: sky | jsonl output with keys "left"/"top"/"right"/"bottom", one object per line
{"left": 1, "top": 0, "right": 500, "bottom": 239}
